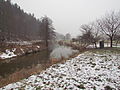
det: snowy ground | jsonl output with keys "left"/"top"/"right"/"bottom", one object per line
{"left": 1, "top": 49, "right": 120, "bottom": 90}
{"left": 0, "top": 48, "right": 17, "bottom": 59}
{"left": 87, "top": 43, "right": 120, "bottom": 48}
{"left": 6, "top": 40, "right": 43, "bottom": 45}
{"left": 0, "top": 45, "right": 41, "bottom": 59}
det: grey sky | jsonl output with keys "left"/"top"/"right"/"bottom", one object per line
{"left": 12, "top": 0, "right": 120, "bottom": 37}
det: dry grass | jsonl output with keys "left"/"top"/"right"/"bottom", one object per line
{"left": 0, "top": 64, "right": 48, "bottom": 88}
{"left": 90, "top": 47, "right": 120, "bottom": 54}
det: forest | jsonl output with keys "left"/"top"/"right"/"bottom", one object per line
{"left": 0, "top": 0, "right": 55, "bottom": 44}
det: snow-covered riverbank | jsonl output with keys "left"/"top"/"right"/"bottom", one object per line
{"left": 0, "top": 41, "right": 45, "bottom": 60}
{"left": 1, "top": 49, "right": 120, "bottom": 90}
{"left": 0, "top": 49, "right": 17, "bottom": 59}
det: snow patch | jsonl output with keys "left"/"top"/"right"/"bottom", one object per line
{"left": 0, "top": 48, "right": 17, "bottom": 59}
{"left": 37, "top": 46, "right": 40, "bottom": 48}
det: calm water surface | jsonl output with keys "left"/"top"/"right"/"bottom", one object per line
{"left": 0, "top": 49, "right": 52, "bottom": 87}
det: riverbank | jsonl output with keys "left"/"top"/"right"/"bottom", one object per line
{"left": 0, "top": 41, "right": 47, "bottom": 61}
{"left": 1, "top": 48, "right": 120, "bottom": 90}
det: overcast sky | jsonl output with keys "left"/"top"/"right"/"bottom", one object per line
{"left": 11, "top": 0, "right": 120, "bottom": 37}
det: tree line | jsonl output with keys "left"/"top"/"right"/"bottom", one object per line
{"left": 0, "top": 0, "right": 55, "bottom": 46}
{"left": 77, "top": 11, "right": 120, "bottom": 48}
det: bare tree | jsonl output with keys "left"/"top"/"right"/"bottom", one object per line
{"left": 97, "top": 11, "right": 120, "bottom": 47}
{"left": 80, "top": 23, "right": 101, "bottom": 48}
{"left": 91, "top": 22, "right": 101, "bottom": 48}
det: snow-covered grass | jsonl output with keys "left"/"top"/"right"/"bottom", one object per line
{"left": 0, "top": 44, "right": 42, "bottom": 60}
{"left": 50, "top": 46, "right": 79, "bottom": 59}
{"left": 7, "top": 41, "right": 32, "bottom": 45}
{"left": 0, "top": 48, "right": 16, "bottom": 59}
{"left": 6, "top": 40, "right": 43, "bottom": 45}
{"left": 1, "top": 49, "right": 120, "bottom": 90}
{"left": 87, "top": 43, "right": 120, "bottom": 48}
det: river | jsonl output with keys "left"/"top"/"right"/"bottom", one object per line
{"left": 0, "top": 49, "right": 52, "bottom": 87}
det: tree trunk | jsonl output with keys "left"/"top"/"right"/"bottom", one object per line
{"left": 110, "top": 37, "right": 113, "bottom": 48}
{"left": 94, "top": 42, "right": 97, "bottom": 48}
{"left": 115, "top": 40, "right": 118, "bottom": 47}
{"left": 45, "top": 20, "right": 48, "bottom": 47}
{"left": 45, "top": 39, "right": 48, "bottom": 47}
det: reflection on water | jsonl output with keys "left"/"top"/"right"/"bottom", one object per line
{"left": 0, "top": 49, "right": 51, "bottom": 87}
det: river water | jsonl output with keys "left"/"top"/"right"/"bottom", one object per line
{"left": 0, "top": 49, "right": 52, "bottom": 87}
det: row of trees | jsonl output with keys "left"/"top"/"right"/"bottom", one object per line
{"left": 0, "top": 0, "right": 55, "bottom": 46}
{"left": 78, "top": 11, "right": 120, "bottom": 48}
